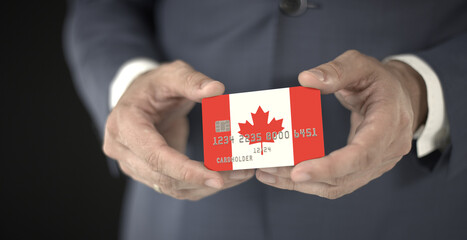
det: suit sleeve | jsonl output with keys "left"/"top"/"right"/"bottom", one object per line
{"left": 64, "top": 0, "right": 159, "bottom": 139}
{"left": 416, "top": 31, "right": 467, "bottom": 178}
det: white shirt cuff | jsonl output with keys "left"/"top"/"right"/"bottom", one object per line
{"left": 384, "top": 54, "right": 450, "bottom": 158}
{"left": 109, "top": 58, "right": 159, "bottom": 109}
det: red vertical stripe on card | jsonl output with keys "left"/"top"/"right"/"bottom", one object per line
{"left": 289, "top": 87, "right": 325, "bottom": 165}
{"left": 202, "top": 94, "right": 233, "bottom": 171}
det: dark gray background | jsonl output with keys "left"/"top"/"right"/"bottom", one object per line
{"left": 1, "top": 1, "right": 125, "bottom": 239}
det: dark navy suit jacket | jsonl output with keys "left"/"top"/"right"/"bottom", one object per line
{"left": 65, "top": 0, "right": 467, "bottom": 239}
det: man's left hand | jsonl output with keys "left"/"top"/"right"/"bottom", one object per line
{"left": 256, "top": 50, "right": 427, "bottom": 199}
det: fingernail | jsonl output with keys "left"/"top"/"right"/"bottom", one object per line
{"left": 205, "top": 179, "right": 222, "bottom": 189}
{"left": 260, "top": 167, "right": 277, "bottom": 174}
{"left": 229, "top": 171, "right": 248, "bottom": 180}
{"left": 257, "top": 172, "right": 276, "bottom": 184}
{"left": 308, "top": 69, "right": 325, "bottom": 82}
{"left": 293, "top": 173, "right": 311, "bottom": 182}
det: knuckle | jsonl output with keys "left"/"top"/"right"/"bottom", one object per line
{"left": 325, "top": 165, "right": 339, "bottom": 179}
{"left": 344, "top": 49, "right": 362, "bottom": 58}
{"left": 367, "top": 55, "right": 381, "bottom": 66}
{"left": 170, "top": 189, "right": 188, "bottom": 200}
{"left": 314, "top": 187, "right": 330, "bottom": 199}
{"left": 345, "top": 49, "right": 374, "bottom": 64}
{"left": 179, "top": 165, "right": 193, "bottom": 182}
{"left": 161, "top": 60, "right": 190, "bottom": 79}
{"left": 102, "top": 137, "right": 118, "bottom": 160}
{"left": 333, "top": 176, "right": 349, "bottom": 186}
{"left": 102, "top": 140, "right": 112, "bottom": 157}
{"left": 400, "top": 110, "right": 414, "bottom": 128}
{"left": 157, "top": 175, "right": 175, "bottom": 190}
{"left": 323, "top": 189, "right": 343, "bottom": 200}
{"left": 356, "top": 145, "right": 374, "bottom": 170}
{"left": 171, "top": 59, "right": 188, "bottom": 68}
{"left": 400, "top": 139, "right": 413, "bottom": 156}
{"left": 119, "top": 164, "right": 132, "bottom": 176}
{"left": 344, "top": 49, "right": 379, "bottom": 68}
{"left": 360, "top": 153, "right": 372, "bottom": 170}
{"left": 184, "top": 71, "right": 207, "bottom": 90}
{"left": 187, "top": 196, "right": 203, "bottom": 202}
{"left": 185, "top": 71, "right": 198, "bottom": 86}
{"left": 327, "top": 60, "right": 344, "bottom": 81}
{"left": 364, "top": 113, "right": 380, "bottom": 126}
{"left": 145, "top": 150, "right": 163, "bottom": 172}
{"left": 285, "top": 180, "right": 296, "bottom": 191}
{"left": 105, "top": 114, "right": 117, "bottom": 133}
{"left": 104, "top": 113, "right": 120, "bottom": 140}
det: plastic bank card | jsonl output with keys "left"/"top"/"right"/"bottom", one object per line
{"left": 202, "top": 86, "right": 324, "bottom": 171}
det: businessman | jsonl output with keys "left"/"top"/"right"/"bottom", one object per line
{"left": 65, "top": 0, "right": 467, "bottom": 239}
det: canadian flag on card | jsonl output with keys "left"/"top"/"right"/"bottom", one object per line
{"left": 202, "top": 86, "right": 325, "bottom": 171}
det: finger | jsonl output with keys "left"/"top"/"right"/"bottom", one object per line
{"left": 320, "top": 158, "right": 398, "bottom": 186}
{"left": 219, "top": 170, "right": 255, "bottom": 189}
{"left": 293, "top": 180, "right": 360, "bottom": 199}
{"left": 159, "top": 60, "right": 225, "bottom": 102}
{"left": 104, "top": 136, "right": 193, "bottom": 191}
{"left": 291, "top": 143, "right": 375, "bottom": 183}
{"left": 108, "top": 143, "right": 169, "bottom": 192}
{"left": 169, "top": 175, "right": 255, "bottom": 201}
{"left": 223, "top": 169, "right": 256, "bottom": 181}
{"left": 176, "top": 170, "right": 255, "bottom": 190}
{"left": 292, "top": 101, "right": 398, "bottom": 183}
{"left": 160, "top": 170, "right": 255, "bottom": 201}
{"left": 257, "top": 167, "right": 293, "bottom": 178}
{"left": 258, "top": 170, "right": 390, "bottom": 199}
{"left": 298, "top": 50, "right": 381, "bottom": 94}
{"left": 116, "top": 112, "right": 224, "bottom": 189}
{"left": 104, "top": 129, "right": 156, "bottom": 178}
{"left": 118, "top": 161, "right": 156, "bottom": 190}
{"left": 256, "top": 171, "right": 353, "bottom": 199}
{"left": 114, "top": 147, "right": 223, "bottom": 192}
{"left": 289, "top": 144, "right": 365, "bottom": 183}
{"left": 256, "top": 170, "right": 289, "bottom": 188}
{"left": 155, "top": 169, "right": 254, "bottom": 199}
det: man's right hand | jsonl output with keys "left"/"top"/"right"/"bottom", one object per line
{"left": 103, "top": 60, "right": 255, "bottom": 201}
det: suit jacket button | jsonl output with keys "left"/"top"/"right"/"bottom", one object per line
{"left": 280, "top": 0, "right": 319, "bottom": 17}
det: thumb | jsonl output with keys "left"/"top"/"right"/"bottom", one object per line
{"left": 164, "top": 60, "right": 225, "bottom": 102}
{"left": 298, "top": 50, "right": 378, "bottom": 94}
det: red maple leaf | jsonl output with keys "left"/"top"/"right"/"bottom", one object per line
{"left": 238, "top": 106, "right": 284, "bottom": 155}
